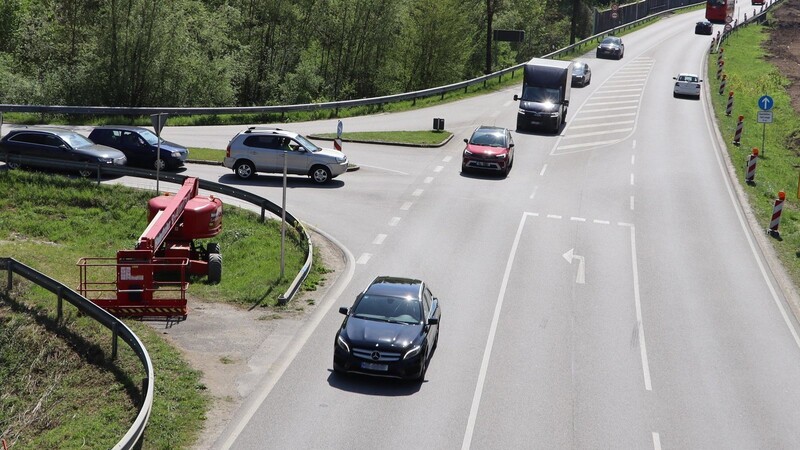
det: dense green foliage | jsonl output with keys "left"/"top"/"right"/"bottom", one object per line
{"left": 0, "top": 0, "right": 595, "bottom": 108}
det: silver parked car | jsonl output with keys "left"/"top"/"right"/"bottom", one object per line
{"left": 223, "top": 127, "right": 348, "bottom": 184}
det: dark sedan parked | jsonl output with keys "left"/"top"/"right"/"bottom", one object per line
{"left": 596, "top": 36, "right": 624, "bottom": 59}
{"left": 89, "top": 126, "right": 188, "bottom": 170}
{"left": 695, "top": 20, "right": 713, "bottom": 35}
{"left": 572, "top": 61, "right": 592, "bottom": 87}
{"left": 334, "top": 276, "right": 441, "bottom": 381}
{"left": 0, "top": 127, "right": 127, "bottom": 176}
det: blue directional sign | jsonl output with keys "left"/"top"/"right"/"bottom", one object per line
{"left": 758, "top": 95, "right": 774, "bottom": 111}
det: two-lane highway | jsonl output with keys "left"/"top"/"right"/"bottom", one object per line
{"left": 24, "top": 7, "right": 799, "bottom": 448}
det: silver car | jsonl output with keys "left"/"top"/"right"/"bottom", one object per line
{"left": 223, "top": 127, "right": 348, "bottom": 184}
{"left": 673, "top": 73, "right": 702, "bottom": 99}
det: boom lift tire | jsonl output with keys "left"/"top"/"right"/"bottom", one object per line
{"left": 208, "top": 253, "right": 222, "bottom": 284}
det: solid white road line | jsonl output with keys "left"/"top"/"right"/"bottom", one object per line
{"left": 216, "top": 227, "right": 356, "bottom": 450}
{"left": 462, "top": 212, "right": 531, "bottom": 450}
{"left": 627, "top": 224, "right": 652, "bottom": 390}
{"left": 653, "top": 432, "right": 662, "bottom": 450}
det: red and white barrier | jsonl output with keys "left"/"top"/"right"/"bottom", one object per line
{"left": 769, "top": 191, "right": 786, "bottom": 235}
{"left": 717, "top": 60, "right": 725, "bottom": 80}
{"left": 733, "top": 115, "right": 744, "bottom": 145}
{"left": 726, "top": 91, "right": 734, "bottom": 116}
{"left": 718, "top": 74, "right": 727, "bottom": 95}
{"left": 745, "top": 147, "right": 758, "bottom": 183}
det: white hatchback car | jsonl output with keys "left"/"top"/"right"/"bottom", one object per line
{"left": 673, "top": 73, "right": 703, "bottom": 99}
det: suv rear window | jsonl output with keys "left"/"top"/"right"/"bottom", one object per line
{"left": 242, "top": 135, "right": 283, "bottom": 149}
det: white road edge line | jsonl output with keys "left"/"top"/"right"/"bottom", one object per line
{"left": 626, "top": 223, "right": 652, "bottom": 391}
{"left": 704, "top": 80, "right": 800, "bottom": 350}
{"left": 462, "top": 212, "right": 531, "bottom": 450}
{"left": 216, "top": 227, "right": 356, "bottom": 450}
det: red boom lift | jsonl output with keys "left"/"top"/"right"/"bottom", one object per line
{"left": 78, "top": 177, "right": 223, "bottom": 320}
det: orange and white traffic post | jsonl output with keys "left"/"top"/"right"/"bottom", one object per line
{"left": 726, "top": 91, "right": 734, "bottom": 116}
{"left": 768, "top": 191, "right": 786, "bottom": 236}
{"left": 334, "top": 120, "right": 343, "bottom": 152}
{"left": 733, "top": 115, "right": 744, "bottom": 145}
{"left": 745, "top": 147, "right": 758, "bottom": 183}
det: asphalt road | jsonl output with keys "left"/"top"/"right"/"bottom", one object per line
{"left": 5, "top": 7, "right": 800, "bottom": 449}
{"left": 172, "top": 10, "right": 800, "bottom": 449}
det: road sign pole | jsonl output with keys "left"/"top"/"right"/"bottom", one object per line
{"left": 762, "top": 122, "right": 766, "bottom": 157}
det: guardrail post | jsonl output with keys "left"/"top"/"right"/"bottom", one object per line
{"left": 111, "top": 322, "right": 119, "bottom": 361}
{"left": 57, "top": 286, "right": 63, "bottom": 322}
{"left": 6, "top": 259, "right": 12, "bottom": 291}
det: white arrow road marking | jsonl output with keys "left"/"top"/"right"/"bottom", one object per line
{"left": 562, "top": 248, "right": 585, "bottom": 284}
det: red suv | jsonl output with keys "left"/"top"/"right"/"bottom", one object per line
{"left": 461, "top": 126, "right": 515, "bottom": 176}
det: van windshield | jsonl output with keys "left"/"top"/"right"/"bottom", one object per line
{"left": 522, "top": 86, "right": 561, "bottom": 103}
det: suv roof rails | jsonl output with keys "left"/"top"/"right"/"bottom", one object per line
{"left": 245, "top": 126, "right": 282, "bottom": 133}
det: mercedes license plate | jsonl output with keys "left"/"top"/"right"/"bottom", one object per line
{"left": 361, "top": 362, "right": 388, "bottom": 371}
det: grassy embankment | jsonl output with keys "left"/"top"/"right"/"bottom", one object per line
{"left": 706, "top": 22, "right": 800, "bottom": 283}
{"left": 0, "top": 170, "right": 325, "bottom": 449}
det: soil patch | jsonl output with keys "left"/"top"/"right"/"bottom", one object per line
{"left": 145, "top": 230, "right": 346, "bottom": 449}
{"left": 764, "top": 0, "right": 800, "bottom": 114}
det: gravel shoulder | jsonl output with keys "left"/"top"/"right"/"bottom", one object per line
{"left": 145, "top": 229, "right": 346, "bottom": 448}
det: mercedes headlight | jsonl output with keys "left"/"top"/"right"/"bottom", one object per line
{"left": 337, "top": 334, "right": 350, "bottom": 352}
{"left": 403, "top": 344, "right": 422, "bottom": 360}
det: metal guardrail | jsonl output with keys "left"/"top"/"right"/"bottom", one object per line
{"left": 0, "top": 153, "right": 314, "bottom": 303}
{"left": 0, "top": 257, "right": 154, "bottom": 450}
{"left": 715, "top": 0, "right": 780, "bottom": 51}
{"left": 0, "top": 2, "right": 713, "bottom": 119}
{"left": 0, "top": 154, "right": 314, "bottom": 446}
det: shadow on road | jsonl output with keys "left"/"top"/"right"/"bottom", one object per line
{"left": 216, "top": 173, "right": 346, "bottom": 189}
{"left": 325, "top": 370, "right": 424, "bottom": 396}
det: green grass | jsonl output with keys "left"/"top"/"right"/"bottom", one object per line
{"left": 310, "top": 130, "right": 453, "bottom": 146}
{"left": 0, "top": 169, "right": 314, "bottom": 448}
{"left": 707, "top": 22, "right": 800, "bottom": 283}
{"left": 189, "top": 147, "right": 226, "bottom": 162}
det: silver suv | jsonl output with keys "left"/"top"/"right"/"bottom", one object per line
{"left": 223, "top": 127, "right": 348, "bottom": 184}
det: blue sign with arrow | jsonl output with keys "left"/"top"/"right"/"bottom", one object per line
{"left": 758, "top": 95, "right": 774, "bottom": 111}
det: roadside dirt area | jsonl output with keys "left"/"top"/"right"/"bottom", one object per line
{"left": 764, "top": 0, "right": 800, "bottom": 114}
{"left": 146, "top": 230, "right": 346, "bottom": 448}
